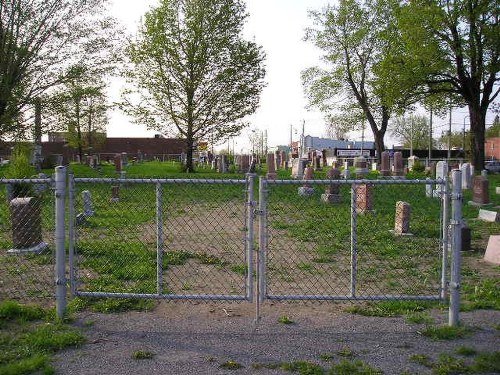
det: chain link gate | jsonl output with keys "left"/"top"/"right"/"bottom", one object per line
{"left": 69, "top": 175, "right": 255, "bottom": 302}
{"left": 256, "top": 177, "right": 449, "bottom": 307}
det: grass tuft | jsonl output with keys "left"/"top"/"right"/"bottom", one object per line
{"left": 420, "top": 325, "right": 472, "bottom": 340}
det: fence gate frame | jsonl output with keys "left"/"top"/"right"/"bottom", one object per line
{"left": 67, "top": 174, "right": 255, "bottom": 303}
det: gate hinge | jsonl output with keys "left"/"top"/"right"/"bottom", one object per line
{"left": 450, "top": 193, "right": 462, "bottom": 200}
{"left": 253, "top": 209, "right": 264, "bottom": 216}
{"left": 449, "top": 219, "right": 461, "bottom": 225}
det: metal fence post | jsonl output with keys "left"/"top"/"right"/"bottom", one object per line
{"left": 156, "top": 183, "right": 164, "bottom": 295}
{"left": 55, "top": 166, "right": 67, "bottom": 318}
{"left": 449, "top": 170, "right": 462, "bottom": 326}
{"left": 350, "top": 182, "right": 357, "bottom": 298}
{"left": 246, "top": 174, "right": 255, "bottom": 303}
{"left": 68, "top": 173, "right": 76, "bottom": 297}
{"left": 256, "top": 177, "right": 267, "bottom": 322}
{"left": 441, "top": 177, "right": 450, "bottom": 300}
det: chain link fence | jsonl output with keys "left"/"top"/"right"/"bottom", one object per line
{"left": 260, "top": 178, "right": 447, "bottom": 301}
{"left": 0, "top": 177, "right": 55, "bottom": 306}
{"left": 70, "top": 177, "right": 252, "bottom": 301}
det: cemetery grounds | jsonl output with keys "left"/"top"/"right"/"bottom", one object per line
{"left": 0, "top": 161, "right": 499, "bottom": 374}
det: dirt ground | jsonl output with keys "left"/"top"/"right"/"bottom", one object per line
{"left": 54, "top": 301, "right": 500, "bottom": 375}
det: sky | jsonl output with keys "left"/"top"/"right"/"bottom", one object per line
{"left": 107, "top": 0, "right": 496, "bottom": 153}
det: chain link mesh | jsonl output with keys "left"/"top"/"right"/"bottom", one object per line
{"left": 72, "top": 178, "right": 249, "bottom": 300}
{"left": 264, "top": 179, "right": 445, "bottom": 301}
{"left": 0, "top": 179, "right": 55, "bottom": 306}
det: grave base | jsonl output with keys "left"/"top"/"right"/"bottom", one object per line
{"left": 389, "top": 230, "right": 413, "bottom": 236}
{"left": 8, "top": 242, "right": 48, "bottom": 254}
{"left": 468, "top": 200, "right": 490, "bottom": 207}
{"left": 321, "top": 193, "right": 341, "bottom": 203}
{"left": 298, "top": 187, "right": 315, "bottom": 197}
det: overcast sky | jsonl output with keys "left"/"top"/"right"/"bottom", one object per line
{"left": 107, "top": 0, "right": 494, "bottom": 152}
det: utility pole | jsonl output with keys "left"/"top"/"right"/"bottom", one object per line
{"left": 447, "top": 105, "right": 452, "bottom": 161}
{"left": 428, "top": 109, "right": 433, "bottom": 162}
{"left": 410, "top": 115, "right": 414, "bottom": 157}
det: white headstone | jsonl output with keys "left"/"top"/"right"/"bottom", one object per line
{"left": 484, "top": 235, "right": 500, "bottom": 265}
{"left": 478, "top": 209, "right": 499, "bottom": 222}
{"left": 461, "top": 163, "right": 472, "bottom": 190}
{"left": 82, "top": 190, "right": 95, "bottom": 217}
{"left": 426, "top": 177, "right": 433, "bottom": 198}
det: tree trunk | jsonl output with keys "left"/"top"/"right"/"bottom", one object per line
{"left": 468, "top": 105, "right": 485, "bottom": 171}
{"left": 185, "top": 132, "right": 194, "bottom": 173}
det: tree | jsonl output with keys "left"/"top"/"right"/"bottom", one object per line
{"left": 390, "top": 114, "right": 434, "bottom": 150}
{"left": 486, "top": 114, "right": 500, "bottom": 138}
{"left": 302, "top": 0, "right": 408, "bottom": 163}
{"left": 122, "top": 0, "right": 266, "bottom": 172}
{"left": 0, "top": 0, "right": 121, "bottom": 140}
{"left": 393, "top": 0, "right": 499, "bottom": 170}
{"left": 437, "top": 130, "right": 472, "bottom": 153}
{"left": 46, "top": 65, "right": 109, "bottom": 161}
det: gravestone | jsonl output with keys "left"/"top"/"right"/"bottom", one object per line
{"left": 82, "top": 190, "right": 95, "bottom": 217}
{"left": 114, "top": 154, "right": 122, "bottom": 172}
{"left": 298, "top": 166, "right": 315, "bottom": 196}
{"left": 241, "top": 154, "right": 250, "bottom": 173}
{"left": 266, "top": 153, "right": 277, "bottom": 180}
{"left": 92, "top": 155, "right": 98, "bottom": 169}
{"left": 137, "top": 150, "right": 144, "bottom": 163}
{"left": 355, "top": 184, "right": 373, "bottom": 213}
{"left": 354, "top": 156, "right": 368, "bottom": 178}
{"left": 393, "top": 152, "right": 404, "bottom": 176}
{"left": 371, "top": 162, "right": 378, "bottom": 172}
{"left": 461, "top": 163, "right": 472, "bottom": 190}
{"left": 291, "top": 158, "right": 306, "bottom": 179}
{"left": 281, "top": 150, "right": 287, "bottom": 169}
{"left": 472, "top": 176, "right": 489, "bottom": 205}
{"left": 9, "top": 197, "right": 47, "bottom": 253}
{"left": 76, "top": 154, "right": 81, "bottom": 164}
{"left": 220, "top": 155, "right": 228, "bottom": 173}
{"left": 274, "top": 151, "right": 281, "bottom": 171}
{"left": 408, "top": 155, "right": 419, "bottom": 170}
{"left": 425, "top": 177, "right": 433, "bottom": 198}
{"left": 111, "top": 186, "right": 120, "bottom": 202}
{"left": 343, "top": 168, "right": 351, "bottom": 180}
{"left": 315, "top": 155, "right": 322, "bottom": 171}
{"left": 394, "top": 201, "right": 411, "bottom": 235}
{"left": 380, "top": 151, "right": 391, "bottom": 176}
{"left": 248, "top": 157, "right": 256, "bottom": 173}
{"left": 321, "top": 167, "right": 341, "bottom": 203}
{"left": 484, "top": 235, "right": 500, "bottom": 265}
{"left": 433, "top": 161, "right": 448, "bottom": 197}
{"left": 478, "top": 209, "right": 499, "bottom": 222}
{"left": 481, "top": 169, "right": 488, "bottom": 178}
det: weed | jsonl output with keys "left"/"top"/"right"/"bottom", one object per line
{"left": 278, "top": 315, "right": 294, "bottom": 325}
{"left": 408, "top": 354, "right": 433, "bottom": 367}
{"left": 327, "top": 359, "right": 382, "bottom": 374}
{"left": 220, "top": 360, "right": 243, "bottom": 369}
{"left": 420, "top": 325, "right": 472, "bottom": 340}
{"left": 230, "top": 264, "right": 248, "bottom": 275}
{"left": 455, "top": 346, "right": 477, "bottom": 356}
{"left": 319, "top": 353, "right": 335, "bottom": 362}
{"left": 432, "top": 353, "right": 467, "bottom": 375}
{"left": 280, "top": 361, "right": 324, "bottom": 374}
{"left": 470, "top": 351, "right": 500, "bottom": 373}
{"left": 337, "top": 348, "right": 354, "bottom": 357}
{"left": 132, "top": 351, "right": 155, "bottom": 360}
{"left": 405, "top": 312, "right": 434, "bottom": 325}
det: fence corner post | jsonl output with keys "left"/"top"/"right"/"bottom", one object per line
{"left": 449, "top": 169, "right": 462, "bottom": 327}
{"left": 55, "top": 166, "right": 67, "bottom": 319}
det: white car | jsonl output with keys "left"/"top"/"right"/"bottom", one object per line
{"left": 485, "top": 161, "right": 500, "bottom": 173}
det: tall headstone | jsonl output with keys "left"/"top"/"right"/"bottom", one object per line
{"left": 266, "top": 153, "right": 277, "bottom": 180}
{"left": 298, "top": 166, "right": 315, "bottom": 196}
{"left": 121, "top": 152, "right": 128, "bottom": 167}
{"left": 381, "top": 151, "right": 391, "bottom": 176}
{"left": 291, "top": 158, "right": 306, "bottom": 179}
{"left": 111, "top": 186, "right": 120, "bottom": 202}
{"left": 82, "top": 190, "right": 95, "bottom": 217}
{"left": 425, "top": 177, "right": 433, "bottom": 198}
{"left": 355, "top": 184, "right": 373, "bottom": 213}
{"left": 393, "top": 152, "right": 404, "bottom": 176}
{"left": 461, "top": 163, "right": 472, "bottom": 190}
{"left": 274, "top": 151, "right": 281, "bottom": 171}
{"left": 394, "top": 201, "right": 411, "bottom": 235}
{"left": 343, "top": 168, "right": 351, "bottom": 180}
{"left": 114, "top": 154, "right": 122, "bottom": 172}
{"left": 484, "top": 235, "right": 500, "bottom": 265}
{"left": 408, "top": 155, "right": 419, "bottom": 170}
{"left": 280, "top": 150, "right": 287, "bottom": 169}
{"left": 9, "top": 197, "right": 47, "bottom": 253}
{"left": 472, "top": 176, "right": 489, "bottom": 205}
{"left": 321, "top": 167, "right": 341, "bottom": 203}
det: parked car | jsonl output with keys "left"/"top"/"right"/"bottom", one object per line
{"left": 485, "top": 160, "right": 500, "bottom": 173}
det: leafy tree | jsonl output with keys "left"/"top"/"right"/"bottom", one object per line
{"left": 392, "top": 0, "right": 500, "bottom": 170}
{"left": 45, "top": 65, "right": 109, "bottom": 161}
{"left": 302, "top": 0, "right": 408, "bottom": 163}
{"left": 486, "top": 114, "right": 500, "bottom": 138}
{"left": 122, "top": 0, "right": 266, "bottom": 172}
{"left": 0, "top": 0, "right": 121, "bottom": 140}
{"left": 390, "top": 114, "right": 435, "bottom": 150}
{"left": 437, "top": 130, "right": 472, "bottom": 153}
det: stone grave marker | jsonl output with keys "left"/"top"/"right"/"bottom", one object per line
{"left": 121, "top": 152, "right": 128, "bottom": 167}
{"left": 478, "top": 209, "right": 499, "bottom": 222}
{"left": 381, "top": 151, "right": 391, "bottom": 175}
{"left": 393, "top": 152, "right": 404, "bottom": 176}
{"left": 394, "top": 201, "right": 411, "bottom": 235}
{"left": 321, "top": 167, "right": 341, "bottom": 203}
{"left": 266, "top": 153, "right": 277, "bottom": 180}
{"left": 425, "top": 177, "right": 433, "bottom": 198}
{"left": 354, "top": 156, "right": 368, "bottom": 178}
{"left": 471, "top": 176, "right": 489, "bottom": 205}
{"left": 298, "top": 166, "right": 315, "bottom": 196}
{"left": 433, "top": 161, "right": 448, "bottom": 197}
{"left": 114, "top": 154, "right": 122, "bottom": 172}
{"left": 355, "top": 184, "right": 373, "bottom": 213}
{"left": 461, "top": 163, "right": 472, "bottom": 190}
{"left": 484, "top": 235, "right": 500, "bottom": 265}
{"left": 9, "top": 197, "right": 48, "bottom": 253}
{"left": 82, "top": 190, "right": 95, "bottom": 217}
{"left": 274, "top": 151, "right": 281, "bottom": 171}
{"left": 408, "top": 155, "right": 419, "bottom": 170}
{"left": 343, "top": 168, "right": 351, "bottom": 179}
{"left": 481, "top": 169, "right": 488, "bottom": 178}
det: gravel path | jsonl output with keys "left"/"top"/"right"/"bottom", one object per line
{"left": 54, "top": 302, "right": 500, "bottom": 374}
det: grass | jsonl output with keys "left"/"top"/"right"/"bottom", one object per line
{"left": 132, "top": 351, "right": 155, "bottom": 360}
{"left": 278, "top": 315, "right": 295, "bottom": 324}
{"left": 408, "top": 350, "right": 500, "bottom": 374}
{"left": 0, "top": 301, "right": 84, "bottom": 375}
{"left": 420, "top": 324, "right": 472, "bottom": 340}
{"left": 220, "top": 360, "right": 243, "bottom": 370}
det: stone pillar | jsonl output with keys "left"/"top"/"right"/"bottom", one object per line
{"left": 394, "top": 201, "right": 411, "bottom": 235}
{"left": 9, "top": 197, "right": 47, "bottom": 253}
{"left": 266, "top": 153, "right": 277, "bottom": 180}
{"left": 321, "top": 167, "right": 341, "bottom": 203}
{"left": 381, "top": 151, "right": 391, "bottom": 176}
{"left": 393, "top": 152, "right": 404, "bottom": 176}
{"left": 472, "top": 176, "right": 489, "bottom": 205}
{"left": 82, "top": 190, "right": 95, "bottom": 217}
{"left": 298, "top": 166, "right": 315, "bottom": 196}
{"left": 355, "top": 184, "right": 373, "bottom": 213}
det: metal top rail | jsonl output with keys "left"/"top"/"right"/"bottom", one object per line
{"left": 265, "top": 178, "right": 446, "bottom": 185}
{"left": 73, "top": 178, "right": 247, "bottom": 184}
{"left": 0, "top": 178, "right": 52, "bottom": 184}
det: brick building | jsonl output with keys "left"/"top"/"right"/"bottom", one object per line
{"left": 485, "top": 137, "right": 500, "bottom": 160}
